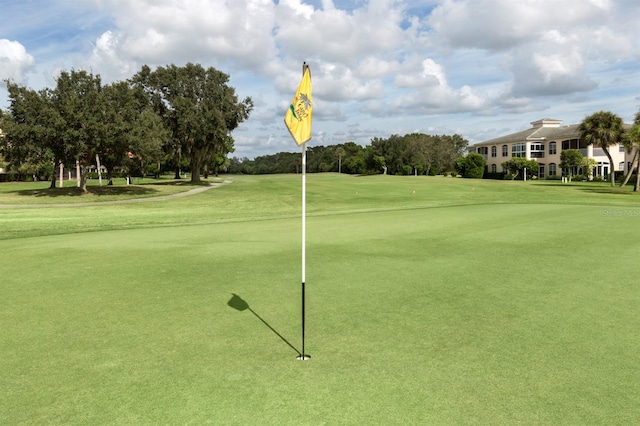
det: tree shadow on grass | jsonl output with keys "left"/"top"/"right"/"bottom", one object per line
{"left": 147, "top": 179, "right": 219, "bottom": 187}
{"left": 227, "top": 293, "right": 301, "bottom": 356}
{"left": 14, "top": 186, "right": 160, "bottom": 198}
{"left": 574, "top": 186, "right": 636, "bottom": 196}
{"left": 531, "top": 182, "right": 636, "bottom": 196}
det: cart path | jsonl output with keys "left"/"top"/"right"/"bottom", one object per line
{"left": 0, "top": 180, "right": 232, "bottom": 209}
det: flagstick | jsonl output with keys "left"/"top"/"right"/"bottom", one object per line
{"left": 298, "top": 141, "right": 310, "bottom": 360}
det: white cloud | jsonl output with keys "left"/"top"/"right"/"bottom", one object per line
{"left": 428, "top": 0, "right": 608, "bottom": 51}
{"left": 275, "top": 0, "right": 407, "bottom": 65}
{"left": 0, "top": 39, "right": 35, "bottom": 84}
{"left": 391, "top": 58, "right": 488, "bottom": 114}
{"left": 2, "top": 0, "right": 640, "bottom": 157}
{"left": 90, "top": 0, "right": 278, "bottom": 76}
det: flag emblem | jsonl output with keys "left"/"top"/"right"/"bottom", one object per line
{"left": 284, "top": 67, "right": 313, "bottom": 145}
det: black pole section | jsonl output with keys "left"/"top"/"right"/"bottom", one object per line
{"left": 302, "top": 280, "right": 306, "bottom": 357}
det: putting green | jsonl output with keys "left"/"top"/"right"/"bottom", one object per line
{"left": 2, "top": 199, "right": 639, "bottom": 424}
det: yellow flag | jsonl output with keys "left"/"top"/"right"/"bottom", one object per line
{"left": 284, "top": 66, "right": 313, "bottom": 145}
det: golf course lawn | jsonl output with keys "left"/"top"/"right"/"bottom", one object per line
{"left": 1, "top": 174, "right": 639, "bottom": 424}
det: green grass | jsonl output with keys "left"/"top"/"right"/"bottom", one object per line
{"left": 0, "top": 176, "right": 223, "bottom": 204}
{"left": 2, "top": 174, "right": 640, "bottom": 424}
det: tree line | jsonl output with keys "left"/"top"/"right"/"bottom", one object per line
{"left": 229, "top": 133, "right": 469, "bottom": 176}
{"left": 0, "top": 63, "right": 252, "bottom": 191}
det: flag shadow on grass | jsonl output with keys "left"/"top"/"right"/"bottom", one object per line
{"left": 227, "top": 293, "right": 301, "bottom": 356}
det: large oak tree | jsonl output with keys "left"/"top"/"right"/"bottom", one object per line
{"left": 132, "top": 63, "right": 253, "bottom": 183}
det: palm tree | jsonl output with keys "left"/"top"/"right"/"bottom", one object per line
{"left": 626, "top": 124, "right": 640, "bottom": 192}
{"left": 579, "top": 111, "right": 626, "bottom": 186}
{"left": 619, "top": 111, "right": 640, "bottom": 187}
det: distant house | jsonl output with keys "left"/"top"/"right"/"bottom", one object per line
{"left": 468, "top": 118, "right": 632, "bottom": 179}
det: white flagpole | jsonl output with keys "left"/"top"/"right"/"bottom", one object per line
{"left": 302, "top": 141, "right": 306, "bottom": 286}
{"left": 298, "top": 141, "right": 310, "bottom": 360}
{"left": 291, "top": 61, "right": 310, "bottom": 361}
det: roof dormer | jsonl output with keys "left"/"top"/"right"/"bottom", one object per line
{"left": 531, "top": 118, "right": 562, "bottom": 128}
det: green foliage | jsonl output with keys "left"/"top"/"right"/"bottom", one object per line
{"left": 559, "top": 149, "right": 584, "bottom": 178}
{"left": 229, "top": 133, "right": 467, "bottom": 176}
{"left": 579, "top": 110, "right": 625, "bottom": 186}
{"left": 230, "top": 143, "right": 367, "bottom": 175}
{"left": 501, "top": 157, "right": 539, "bottom": 180}
{"left": 132, "top": 63, "right": 253, "bottom": 183}
{"left": 3, "top": 71, "right": 168, "bottom": 191}
{"left": 456, "top": 152, "right": 486, "bottom": 178}
{"left": 483, "top": 172, "right": 505, "bottom": 180}
{"left": 368, "top": 132, "right": 468, "bottom": 175}
{"left": 1, "top": 82, "right": 58, "bottom": 185}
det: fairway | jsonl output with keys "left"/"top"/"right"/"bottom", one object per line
{"left": 2, "top": 175, "right": 640, "bottom": 424}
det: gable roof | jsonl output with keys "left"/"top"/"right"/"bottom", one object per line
{"left": 472, "top": 119, "right": 580, "bottom": 147}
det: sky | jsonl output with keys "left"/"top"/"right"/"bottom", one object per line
{"left": 1, "top": 0, "right": 639, "bottom": 158}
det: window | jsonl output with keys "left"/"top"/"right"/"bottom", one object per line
{"left": 491, "top": 164, "right": 497, "bottom": 173}
{"left": 619, "top": 162, "right": 625, "bottom": 171}
{"left": 491, "top": 146, "right": 497, "bottom": 157}
{"left": 538, "top": 164, "right": 545, "bottom": 179}
{"left": 530, "top": 143, "right": 545, "bottom": 159}
{"left": 620, "top": 145, "right": 626, "bottom": 153}
{"left": 549, "top": 163, "right": 557, "bottom": 176}
{"left": 549, "top": 142, "right": 557, "bottom": 155}
{"left": 562, "top": 139, "right": 580, "bottom": 150}
{"left": 502, "top": 145, "right": 508, "bottom": 156}
{"left": 512, "top": 143, "right": 526, "bottom": 158}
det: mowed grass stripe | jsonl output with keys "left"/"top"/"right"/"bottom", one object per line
{"left": 3, "top": 173, "right": 640, "bottom": 242}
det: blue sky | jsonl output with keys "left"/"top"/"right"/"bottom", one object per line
{"left": 1, "top": 0, "right": 639, "bottom": 158}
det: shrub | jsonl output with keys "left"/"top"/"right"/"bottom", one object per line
{"left": 483, "top": 172, "right": 505, "bottom": 180}
{"left": 456, "top": 153, "right": 485, "bottom": 179}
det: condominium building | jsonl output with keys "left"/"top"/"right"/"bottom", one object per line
{"left": 469, "top": 118, "right": 631, "bottom": 179}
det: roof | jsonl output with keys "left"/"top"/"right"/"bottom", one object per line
{"left": 472, "top": 119, "right": 580, "bottom": 147}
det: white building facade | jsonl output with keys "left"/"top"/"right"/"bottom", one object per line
{"left": 469, "top": 118, "right": 631, "bottom": 179}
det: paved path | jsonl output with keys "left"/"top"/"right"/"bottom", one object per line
{"left": 0, "top": 180, "right": 232, "bottom": 209}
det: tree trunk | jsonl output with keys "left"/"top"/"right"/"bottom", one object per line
{"left": 190, "top": 167, "right": 201, "bottom": 183}
{"left": 190, "top": 151, "right": 202, "bottom": 183}
{"left": 620, "top": 148, "right": 638, "bottom": 187}
{"left": 79, "top": 164, "right": 89, "bottom": 193}
{"left": 49, "top": 165, "right": 57, "bottom": 189}
{"left": 635, "top": 166, "right": 640, "bottom": 192}
{"left": 190, "top": 148, "right": 208, "bottom": 183}
{"left": 603, "top": 147, "right": 615, "bottom": 186}
{"left": 106, "top": 168, "right": 114, "bottom": 185}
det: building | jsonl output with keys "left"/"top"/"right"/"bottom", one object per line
{"left": 469, "top": 118, "right": 631, "bottom": 179}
